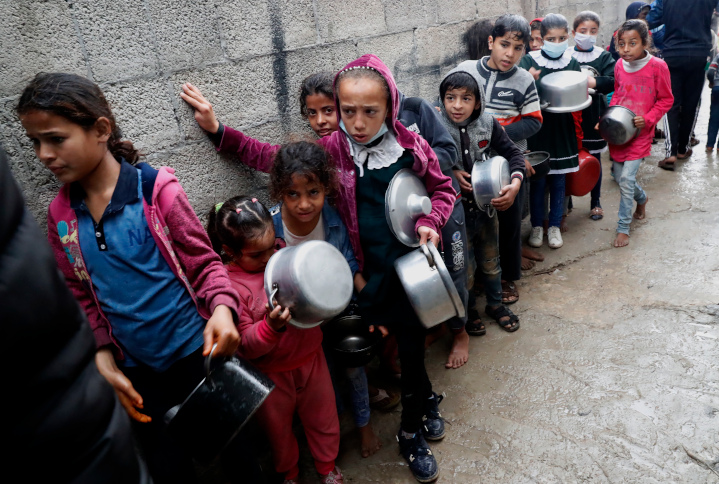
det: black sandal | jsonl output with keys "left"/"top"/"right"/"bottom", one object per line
{"left": 485, "top": 305, "right": 520, "bottom": 332}
{"left": 465, "top": 308, "right": 486, "bottom": 336}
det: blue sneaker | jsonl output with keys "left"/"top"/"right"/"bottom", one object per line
{"left": 422, "top": 392, "right": 445, "bottom": 441}
{"left": 396, "top": 431, "right": 439, "bottom": 483}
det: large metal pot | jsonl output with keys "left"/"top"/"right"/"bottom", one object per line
{"left": 264, "top": 240, "right": 353, "bottom": 329}
{"left": 538, "top": 71, "right": 594, "bottom": 113}
{"left": 471, "top": 156, "right": 510, "bottom": 218}
{"left": 394, "top": 243, "right": 465, "bottom": 328}
{"left": 323, "top": 313, "right": 382, "bottom": 368}
{"left": 385, "top": 168, "right": 432, "bottom": 247}
{"left": 526, "top": 151, "right": 550, "bottom": 179}
{"left": 164, "top": 345, "right": 275, "bottom": 465}
{"left": 599, "top": 105, "right": 641, "bottom": 146}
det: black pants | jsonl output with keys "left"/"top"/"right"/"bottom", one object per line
{"left": 123, "top": 348, "right": 265, "bottom": 484}
{"left": 664, "top": 55, "right": 707, "bottom": 156}
{"left": 440, "top": 201, "right": 469, "bottom": 331}
{"left": 497, "top": 182, "right": 524, "bottom": 282}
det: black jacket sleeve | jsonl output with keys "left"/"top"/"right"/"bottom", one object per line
{"left": 413, "top": 98, "right": 459, "bottom": 174}
{"left": 504, "top": 116, "right": 542, "bottom": 143}
{"left": 489, "top": 118, "right": 526, "bottom": 178}
{"left": 594, "top": 53, "right": 617, "bottom": 95}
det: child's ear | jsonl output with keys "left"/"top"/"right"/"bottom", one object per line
{"left": 94, "top": 117, "right": 112, "bottom": 143}
{"left": 222, "top": 244, "right": 238, "bottom": 259}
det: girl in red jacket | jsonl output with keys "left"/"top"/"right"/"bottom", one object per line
{"left": 608, "top": 19, "right": 673, "bottom": 247}
{"left": 207, "top": 195, "right": 343, "bottom": 484}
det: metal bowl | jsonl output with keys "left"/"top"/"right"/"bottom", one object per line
{"left": 538, "top": 71, "right": 593, "bottom": 113}
{"left": 324, "top": 314, "right": 382, "bottom": 368}
{"left": 599, "top": 105, "right": 641, "bottom": 146}
{"left": 471, "top": 156, "right": 509, "bottom": 218}
{"left": 526, "top": 151, "right": 550, "bottom": 179}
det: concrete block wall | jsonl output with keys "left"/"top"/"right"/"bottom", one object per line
{"left": 0, "top": 0, "right": 632, "bottom": 225}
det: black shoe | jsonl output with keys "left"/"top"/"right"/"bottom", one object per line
{"left": 397, "top": 431, "right": 439, "bottom": 483}
{"left": 422, "top": 392, "right": 445, "bottom": 441}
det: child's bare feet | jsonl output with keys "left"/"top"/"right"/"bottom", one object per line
{"left": 445, "top": 330, "right": 469, "bottom": 369}
{"left": 634, "top": 196, "right": 648, "bottom": 220}
{"left": 358, "top": 424, "right": 382, "bottom": 458}
{"left": 521, "top": 256, "right": 536, "bottom": 270}
{"left": 522, "top": 246, "right": 545, "bottom": 262}
{"left": 560, "top": 214, "right": 569, "bottom": 232}
{"left": 613, "top": 233, "right": 630, "bottom": 247}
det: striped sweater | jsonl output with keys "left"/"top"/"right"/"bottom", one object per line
{"left": 475, "top": 56, "right": 543, "bottom": 151}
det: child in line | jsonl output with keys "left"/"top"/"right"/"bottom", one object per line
{"left": 520, "top": 14, "right": 586, "bottom": 249}
{"left": 17, "top": 73, "right": 253, "bottom": 484}
{"left": 606, "top": 19, "right": 673, "bottom": 247}
{"left": 438, "top": 60, "right": 525, "bottom": 335}
{"left": 476, "top": 14, "right": 543, "bottom": 305}
{"left": 299, "top": 71, "right": 339, "bottom": 138}
{"left": 529, "top": 18, "right": 544, "bottom": 52}
{"left": 208, "top": 195, "right": 343, "bottom": 484}
{"left": 706, "top": 52, "right": 719, "bottom": 152}
{"left": 185, "top": 54, "right": 456, "bottom": 483}
{"left": 571, "top": 11, "right": 617, "bottom": 221}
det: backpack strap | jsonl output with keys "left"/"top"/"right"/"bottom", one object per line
{"left": 137, "top": 162, "right": 159, "bottom": 206}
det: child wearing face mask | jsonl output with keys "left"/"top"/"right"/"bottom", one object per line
{"left": 571, "top": 11, "right": 616, "bottom": 221}
{"left": 519, "top": 13, "right": 586, "bottom": 250}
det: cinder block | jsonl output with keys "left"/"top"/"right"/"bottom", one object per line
{"left": 477, "top": 0, "right": 510, "bottom": 19}
{"left": 382, "top": 0, "right": 434, "bottom": 32}
{"left": 357, "top": 31, "right": 417, "bottom": 85}
{"left": 104, "top": 78, "right": 180, "bottom": 152}
{"left": 170, "top": 56, "right": 279, "bottom": 142}
{"left": 417, "top": 70, "right": 443, "bottom": 103}
{"left": 0, "top": 1, "right": 86, "bottom": 98}
{"left": 415, "top": 21, "right": 473, "bottom": 73}
{"left": 314, "top": 0, "right": 387, "bottom": 42}
{"left": 146, "top": 0, "right": 223, "bottom": 71}
{"left": 435, "top": 0, "right": 477, "bottom": 24}
{"left": 74, "top": 0, "right": 159, "bottom": 83}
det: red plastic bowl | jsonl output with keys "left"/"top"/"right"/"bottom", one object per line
{"left": 566, "top": 150, "right": 600, "bottom": 197}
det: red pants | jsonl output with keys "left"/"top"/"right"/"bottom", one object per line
{"left": 255, "top": 349, "right": 339, "bottom": 479}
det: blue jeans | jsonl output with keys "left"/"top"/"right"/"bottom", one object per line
{"left": 464, "top": 202, "right": 502, "bottom": 308}
{"left": 613, "top": 159, "right": 647, "bottom": 235}
{"left": 706, "top": 86, "right": 719, "bottom": 149}
{"left": 323, "top": 343, "right": 371, "bottom": 428}
{"left": 531, "top": 174, "right": 566, "bottom": 228}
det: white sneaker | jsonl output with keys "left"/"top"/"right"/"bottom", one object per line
{"left": 547, "top": 226, "right": 563, "bottom": 249}
{"left": 528, "top": 226, "right": 543, "bottom": 247}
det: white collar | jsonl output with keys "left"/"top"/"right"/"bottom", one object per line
{"left": 530, "top": 49, "right": 574, "bottom": 69}
{"left": 621, "top": 52, "right": 653, "bottom": 73}
{"left": 348, "top": 131, "right": 404, "bottom": 178}
{"left": 571, "top": 47, "right": 602, "bottom": 64}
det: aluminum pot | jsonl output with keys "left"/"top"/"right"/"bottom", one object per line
{"left": 471, "top": 156, "right": 509, "bottom": 218}
{"left": 323, "top": 313, "right": 382, "bottom": 368}
{"left": 164, "top": 345, "right": 275, "bottom": 465}
{"left": 264, "top": 240, "right": 353, "bottom": 329}
{"left": 599, "top": 105, "right": 641, "bottom": 146}
{"left": 394, "top": 243, "right": 465, "bottom": 328}
{"left": 526, "top": 151, "right": 550, "bottom": 179}
{"left": 538, "top": 71, "right": 594, "bottom": 113}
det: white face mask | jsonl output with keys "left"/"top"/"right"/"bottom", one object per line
{"left": 574, "top": 32, "right": 597, "bottom": 51}
{"left": 541, "top": 39, "right": 568, "bottom": 58}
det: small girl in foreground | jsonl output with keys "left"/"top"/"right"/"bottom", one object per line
{"left": 607, "top": 19, "right": 673, "bottom": 247}
{"left": 17, "top": 73, "right": 248, "bottom": 484}
{"left": 207, "top": 196, "right": 343, "bottom": 484}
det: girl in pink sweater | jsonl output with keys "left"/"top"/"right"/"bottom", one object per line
{"left": 607, "top": 19, "right": 674, "bottom": 247}
{"left": 206, "top": 196, "right": 343, "bottom": 484}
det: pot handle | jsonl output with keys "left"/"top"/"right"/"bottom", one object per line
{"left": 204, "top": 342, "right": 219, "bottom": 379}
{"left": 267, "top": 284, "right": 279, "bottom": 311}
{"left": 540, "top": 100, "right": 549, "bottom": 110}
{"left": 478, "top": 203, "right": 497, "bottom": 219}
{"left": 420, "top": 243, "right": 436, "bottom": 268}
{"left": 588, "top": 88, "right": 596, "bottom": 96}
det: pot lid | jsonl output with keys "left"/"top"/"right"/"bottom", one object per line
{"left": 385, "top": 168, "right": 432, "bottom": 247}
{"left": 542, "top": 95, "right": 592, "bottom": 113}
{"left": 425, "top": 243, "right": 465, "bottom": 319}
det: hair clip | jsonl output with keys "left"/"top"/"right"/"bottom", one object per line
{"left": 236, "top": 208, "right": 242, "bottom": 214}
{"left": 251, "top": 198, "right": 258, "bottom": 203}
{"left": 214, "top": 202, "right": 223, "bottom": 213}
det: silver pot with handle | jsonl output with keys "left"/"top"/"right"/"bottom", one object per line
{"left": 385, "top": 168, "right": 432, "bottom": 247}
{"left": 599, "top": 105, "right": 641, "bottom": 146}
{"left": 471, "top": 156, "right": 510, "bottom": 218}
{"left": 538, "top": 71, "right": 594, "bottom": 113}
{"left": 264, "top": 240, "right": 353, "bottom": 329}
{"left": 394, "top": 243, "right": 465, "bottom": 328}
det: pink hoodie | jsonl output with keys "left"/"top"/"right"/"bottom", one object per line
{"left": 608, "top": 55, "right": 674, "bottom": 162}
{"left": 47, "top": 165, "right": 241, "bottom": 357}
{"left": 217, "top": 54, "right": 456, "bottom": 270}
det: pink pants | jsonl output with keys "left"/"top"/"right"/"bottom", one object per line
{"left": 255, "top": 349, "right": 339, "bottom": 479}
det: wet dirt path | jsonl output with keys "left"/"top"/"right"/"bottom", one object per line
{"left": 332, "top": 89, "right": 719, "bottom": 483}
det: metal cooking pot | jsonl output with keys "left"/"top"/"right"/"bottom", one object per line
{"left": 164, "top": 345, "right": 275, "bottom": 465}
{"left": 527, "top": 151, "right": 550, "bottom": 179}
{"left": 599, "top": 105, "right": 641, "bottom": 146}
{"left": 264, "top": 240, "right": 353, "bottom": 329}
{"left": 471, "top": 156, "right": 510, "bottom": 218}
{"left": 385, "top": 169, "right": 432, "bottom": 247}
{"left": 324, "top": 314, "right": 382, "bottom": 368}
{"left": 538, "top": 71, "right": 594, "bottom": 113}
{"left": 394, "top": 243, "right": 465, "bottom": 328}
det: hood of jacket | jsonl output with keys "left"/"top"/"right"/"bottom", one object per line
{"left": 626, "top": 1, "right": 650, "bottom": 19}
{"left": 438, "top": 59, "right": 488, "bottom": 123}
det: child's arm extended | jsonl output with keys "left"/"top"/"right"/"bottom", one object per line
{"left": 593, "top": 54, "right": 617, "bottom": 95}
{"left": 181, "top": 83, "right": 279, "bottom": 173}
{"left": 237, "top": 294, "right": 290, "bottom": 360}
{"left": 643, "top": 61, "right": 675, "bottom": 127}
{"left": 413, "top": 136, "right": 456, "bottom": 244}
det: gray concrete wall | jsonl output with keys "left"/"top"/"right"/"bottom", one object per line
{"left": 1, "top": 0, "right": 632, "bottom": 225}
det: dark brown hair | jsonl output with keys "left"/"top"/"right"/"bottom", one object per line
{"left": 206, "top": 196, "right": 274, "bottom": 262}
{"left": 299, "top": 72, "right": 335, "bottom": 118}
{"left": 464, "top": 19, "right": 495, "bottom": 60}
{"left": 269, "top": 141, "right": 337, "bottom": 202}
{"left": 16, "top": 73, "right": 140, "bottom": 164}
{"left": 334, "top": 67, "right": 390, "bottom": 108}
{"left": 615, "top": 19, "right": 654, "bottom": 52}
